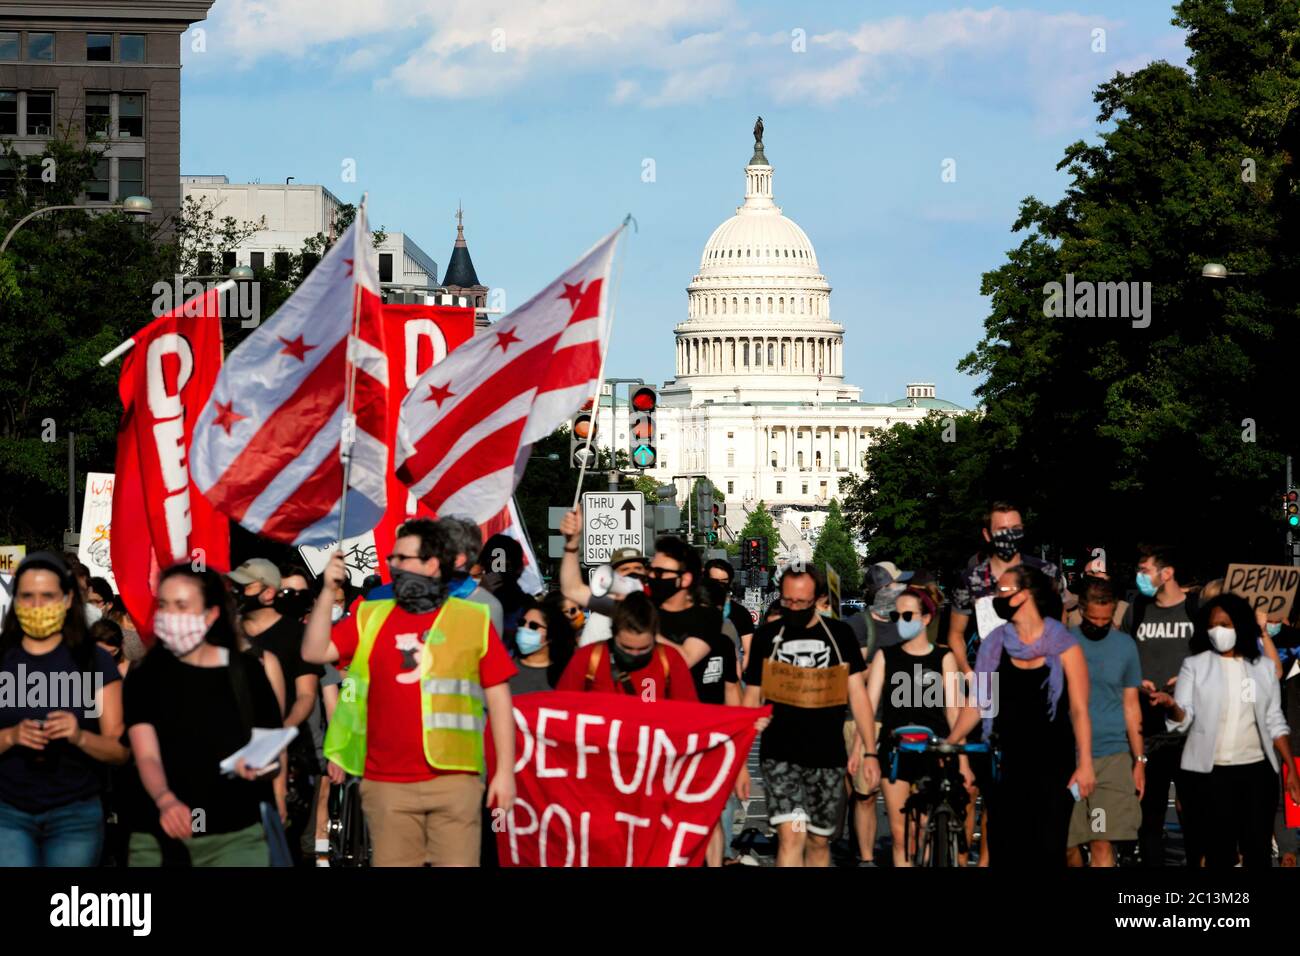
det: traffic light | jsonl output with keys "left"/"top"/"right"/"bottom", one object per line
{"left": 1285, "top": 489, "right": 1299, "bottom": 530}
{"left": 743, "top": 536, "right": 762, "bottom": 569}
{"left": 629, "top": 386, "right": 657, "bottom": 469}
{"left": 708, "top": 501, "right": 725, "bottom": 544}
{"left": 695, "top": 480, "right": 713, "bottom": 534}
{"left": 570, "top": 398, "right": 597, "bottom": 469}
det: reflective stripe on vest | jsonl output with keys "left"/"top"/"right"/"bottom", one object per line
{"left": 323, "top": 596, "right": 490, "bottom": 777}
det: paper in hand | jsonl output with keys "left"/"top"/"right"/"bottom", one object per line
{"left": 220, "top": 727, "right": 298, "bottom": 776}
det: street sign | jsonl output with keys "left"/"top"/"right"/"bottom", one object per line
{"left": 581, "top": 491, "right": 645, "bottom": 565}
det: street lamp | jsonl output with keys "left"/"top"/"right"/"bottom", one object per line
{"left": 1200, "top": 262, "right": 1246, "bottom": 280}
{"left": 0, "top": 195, "right": 152, "bottom": 256}
{"left": 229, "top": 265, "right": 255, "bottom": 281}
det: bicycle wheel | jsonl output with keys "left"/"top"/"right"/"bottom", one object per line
{"left": 930, "top": 808, "right": 952, "bottom": 868}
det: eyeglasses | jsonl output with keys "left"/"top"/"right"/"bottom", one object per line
{"left": 562, "top": 606, "right": 581, "bottom": 617}
{"left": 779, "top": 597, "right": 814, "bottom": 610}
{"left": 647, "top": 567, "right": 681, "bottom": 580}
{"left": 996, "top": 585, "right": 1021, "bottom": 595}
{"left": 521, "top": 620, "right": 547, "bottom": 631}
{"left": 888, "top": 610, "right": 918, "bottom": 623}
{"left": 386, "top": 553, "right": 422, "bottom": 565}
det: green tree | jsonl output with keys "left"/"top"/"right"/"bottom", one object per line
{"left": 811, "top": 498, "right": 863, "bottom": 594}
{"left": 737, "top": 500, "right": 780, "bottom": 563}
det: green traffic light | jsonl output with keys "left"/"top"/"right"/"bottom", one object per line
{"left": 1290, "top": 515, "right": 1299, "bottom": 527}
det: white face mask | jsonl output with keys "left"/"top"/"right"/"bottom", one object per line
{"left": 154, "top": 611, "right": 209, "bottom": 657}
{"left": 1208, "top": 626, "right": 1236, "bottom": 653}
{"left": 84, "top": 602, "right": 103, "bottom": 625}
{"left": 330, "top": 605, "right": 344, "bottom": 623}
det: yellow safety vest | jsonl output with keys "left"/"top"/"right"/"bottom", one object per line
{"left": 324, "top": 596, "right": 490, "bottom": 776}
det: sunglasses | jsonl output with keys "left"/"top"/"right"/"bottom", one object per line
{"left": 521, "top": 620, "right": 547, "bottom": 631}
{"left": 647, "top": 568, "right": 681, "bottom": 580}
{"left": 562, "top": 606, "right": 581, "bottom": 617}
{"left": 889, "top": 610, "right": 920, "bottom": 623}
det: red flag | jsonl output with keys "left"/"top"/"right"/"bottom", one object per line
{"left": 395, "top": 228, "right": 621, "bottom": 522}
{"left": 190, "top": 209, "right": 388, "bottom": 545}
{"left": 372, "top": 303, "right": 474, "bottom": 577}
{"left": 491, "top": 692, "right": 766, "bottom": 867}
{"left": 111, "top": 283, "right": 230, "bottom": 639}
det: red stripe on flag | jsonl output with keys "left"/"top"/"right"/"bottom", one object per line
{"left": 396, "top": 333, "right": 561, "bottom": 485}
{"left": 257, "top": 440, "right": 343, "bottom": 541}
{"left": 204, "top": 336, "right": 348, "bottom": 519}
{"left": 421, "top": 418, "right": 528, "bottom": 513}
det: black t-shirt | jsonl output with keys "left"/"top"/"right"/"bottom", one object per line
{"left": 251, "top": 615, "right": 324, "bottom": 718}
{"left": 0, "top": 643, "right": 121, "bottom": 813}
{"left": 122, "top": 648, "right": 281, "bottom": 834}
{"left": 1121, "top": 596, "right": 1195, "bottom": 738}
{"left": 726, "top": 600, "right": 755, "bottom": 639}
{"left": 744, "top": 616, "right": 866, "bottom": 767}
{"left": 658, "top": 603, "right": 737, "bottom": 705}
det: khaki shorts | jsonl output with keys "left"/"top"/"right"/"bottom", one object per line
{"left": 1067, "top": 751, "right": 1141, "bottom": 847}
{"left": 361, "top": 774, "right": 485, "bottom": 866}
{"left": 843, "top": 721, "right": 881, "bottom": 796}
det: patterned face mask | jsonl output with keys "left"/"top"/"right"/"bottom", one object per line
{"left": 15, "top": 602, "right": 67, "bottom": 639}
{"left": 153, "top": 611, "right": 210, "bottom": 657}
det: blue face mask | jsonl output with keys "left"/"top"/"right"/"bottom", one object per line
{"left": 897, "top": 618, "right": 924, "bottom": 640}
{"left": 1135, "top": 571, "right": 1160, "bottom": 598}
{"left": 818, "top": 609, "right": 833, "bottom": 619}
{"left": 1267, "top": 622, "right": 1282, "bottom": 637}
{"left": 515, "top": 627, "right": 545, "bottom": 656}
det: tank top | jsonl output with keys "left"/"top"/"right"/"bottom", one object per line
{"left": 992, "top": 647, "right": 1075, "bottom": 779}
{"left": 879, "top": 643, "right": 949, "bottom": 737}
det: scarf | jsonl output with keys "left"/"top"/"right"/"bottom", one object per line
{"left": 976, "top": 615, "right": 1076, "bottom": 738}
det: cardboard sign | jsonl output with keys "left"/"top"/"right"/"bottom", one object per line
{"left": 760, "top": 658, "right": 849, "bottom": 708}
{"left": 1225, "top": 563, "right": 1300, "bottom": 623}
{"left": 0, "top": 546, "right": 25, "bottom": 574}
{"left": 826, "top": 564, "right": 842, "bottom": 620}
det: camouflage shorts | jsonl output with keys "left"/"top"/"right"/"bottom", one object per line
{"left": 761, "top": 759, "right": 845, "bottom": 837}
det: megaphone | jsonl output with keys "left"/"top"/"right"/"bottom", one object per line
{"left": 589, "top": 564, "right": 646, "bottom": 598}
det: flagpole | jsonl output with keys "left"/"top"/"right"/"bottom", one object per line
{"left": 336, "top": 194, "right": 368, "bottom": 546}
{"left": 570, "top": 216, "right": 633, "bottom": 512}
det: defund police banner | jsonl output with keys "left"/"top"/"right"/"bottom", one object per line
{"left": 491, "top": 691, "right": 766, "bottom": 867}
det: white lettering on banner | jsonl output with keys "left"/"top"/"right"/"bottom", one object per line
{"left": 404, "top": 319, "right": 449, "bottom": 388}
{"left": 507, "top": 797, "right": 538, "bottom": 864}
{"left": 535, "top": 708, "right": 568, "bottom": 778}
{"left": 512, "top": 706, "right": 534, "bottom": 772}
{"left": 668, "top": 822, "right": 712, "bottom": 868}
{"left": 539, "top": 804, "right": 575, "bottom": 867}
{"left": 144, "top": 333, "right": 197, "bottom": 564}
{"left": 615, "top": 812, "right": 650, "bottom": 867}
{"left": 574, "top": 713, "right": 605, "bottom": 780}
{"left": 675, "top": 732, "right": 736, "bottom": 803}
{"left": 607, "top": 719, "right": 649, "bottom": 793}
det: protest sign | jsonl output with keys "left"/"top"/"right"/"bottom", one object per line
{"left": 1224, "top": 563, "right": 1300, "bottom": 622}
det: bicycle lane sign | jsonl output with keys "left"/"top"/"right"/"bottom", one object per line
{"left": 581, "top": 491, "right": 645, "bottom": 565}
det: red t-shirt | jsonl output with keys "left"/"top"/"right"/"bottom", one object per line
{"left": 332, "top": 601, "right": 516, "bottom": 782}
{"left": 556, "top": 641, "right": 698, "bottom": 703}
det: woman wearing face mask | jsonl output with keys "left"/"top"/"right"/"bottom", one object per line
{"left": 509, "top": 597, "right": 573, "bottom": 695}
{"left": 0, "top": 552, "right": 128, "bottom": 866}
{"left": 864, "top": 588, "right": 961, "bottom": 866}
{"left": 90, "top": 618, "right": 131, "bottom": 679}
{"left": 947, "top": 564, "right": 1095, "bottom": 867}
{"left": 122, "top": 565, "right": 285, "bottom": 866}
{"left": 1149, "top": 593, "right": 1300, "bottom": 869}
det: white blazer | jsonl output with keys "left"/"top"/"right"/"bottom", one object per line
{"left": 1167, "top": 650, "right": 1289, "bottom": 774}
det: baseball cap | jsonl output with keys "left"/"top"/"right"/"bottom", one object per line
{"left": 867, "top": 561, "right": 913, "bottom": 591}
{"left": 870, "top": 582, "right": 907, "bottom": 618}
{"left": 227, "top": 558, "right": 281, "bottom": 590}
{"left": 610, "top": 547, "right": 647, "bottom": 570}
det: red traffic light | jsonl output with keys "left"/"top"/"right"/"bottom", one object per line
{"left": 631, "top": 387, "right": 657, "bottom": 412}
{"left": 1289, "top": 490, "right": 1298, "bottom": 502}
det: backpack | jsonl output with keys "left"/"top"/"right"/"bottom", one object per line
{"left": 584, "top": 642, "right": 672, "bottom": 697}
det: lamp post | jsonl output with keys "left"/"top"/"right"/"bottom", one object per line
{"left": 0, "top": 196, "right": 153, "bottom": 256}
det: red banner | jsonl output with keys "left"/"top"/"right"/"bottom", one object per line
{"left": 490, "top": 692, "right": 767, "bottom": 867}
{"left": 112, "top": 286, "right": 229, "bottom": 638}
{"left": 374, "top": 304, "right": 475, "bottom": 577}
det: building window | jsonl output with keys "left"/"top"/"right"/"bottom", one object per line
{"left": 742, "top": 342, "right": 749, "bottom": 366}
{"left": 87, "top": 33, "right": 112, "bottom": 61}
{"left": 0, "top": 91, "right": 15, "bottom": 135}
{"left": 727, "top": 450, "right": 735, "bottom": 467}
{"left": 801, "top": 516, "right": 810, "bottom": 533}
{"left": 221, "top": 251, "right": 236, "bottom": 272}
{"left": 770, "top": 453, "right": 777, "bottom": 467}
{"left": 302, "top": 252, "right": 319, "bottom": 276}
{"left": 815, "top": 451, "right": 822, "bottom": 469}
{"left": 767, "top": 343, "right": 774, "bottom": 365}
{"left": 85, "top": 92, "right": 110, "bottom": 137}
{"left": 727, "top": 481, "right": 734, "bottom": 494}
{"left": 802, "top": 482, "right": 808, "bottom": 495}
{"left": 86, "top": 159, "right": 109, "bottom": 201}
{"left": 797, "top": 451, "right": 804, "bottom": 469}
{"left": 776, "top": 481, "right": 782, "bottom": 494}
{"left": 820, "top": 481, "right": 828, "bottom": 497}
{"left": 197, "top": 252, "right": 214, "bottom": 276}
{"left": 250, "top": 252, "right": 265, "bottom": 271}
{"left": 834, "top": 450, "right": 841, "bottom": 469}
{"left": 0, "top": 33, "right": 17, "bottom": 60}
{"left": 273, "top": 252, "right": 290, "bottom": 279}
{"left": 120, "top": 34, "right": 146, "bottom": 63}
{"left": 117, "top": 158, "right": 143, "bottom": 200}
{"left": 27, "top": 32, "right": 54, "bottom": 61}
{"left": 726, "top": 431, "right": 734, "bottom": 439}
{"left": 26, "top": 91, "right": 53, "bottom": 135}
{"left": 118, "top": 93, "right": 144, "bottom": 137}
{"left": 379, "top": 253, "right": 393, "bottom": 283}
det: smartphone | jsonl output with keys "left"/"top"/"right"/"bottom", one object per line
{"left": 1068, "top": 781, "right": 1081, "bottom": 801}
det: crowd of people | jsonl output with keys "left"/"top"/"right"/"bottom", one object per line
{"left": 1, "top": 498, "right": 1298, "bottom": 868}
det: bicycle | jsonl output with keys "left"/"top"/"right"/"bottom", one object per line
{"left": 327, "top": 775, "right": 372, "bottom": 867}
{"left": 888, "top": 725, "right": 997, "bottom": 867}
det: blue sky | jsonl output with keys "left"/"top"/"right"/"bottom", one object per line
{"left": 181, "top": 1, "right": 1190, "bottom": 407}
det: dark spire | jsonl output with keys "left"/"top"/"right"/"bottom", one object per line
{"left": 442, "top": 202, "right": 481, "bottom": 288}
{"left": 749, "top": 115, "right": 768, "bottom": 166}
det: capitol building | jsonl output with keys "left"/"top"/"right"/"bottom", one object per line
{"left": 597, "top": 120, "right": 963, "bottom": 560}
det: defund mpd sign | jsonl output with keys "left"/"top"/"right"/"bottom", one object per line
{"left": 581, "top": 491, "right": 645, "bottom": 565}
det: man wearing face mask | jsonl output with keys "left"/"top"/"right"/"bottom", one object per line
{"left": 1120, "top": 543, "right": 1194, "bottom": 868}
{"left": 301, "top": 518, "right": 517, "bottom": 867}
{"left": 947, "top": 501, "right": 1061, "bottom": 677}
{"left": 705, "top": 559, "right": 754, "bottom": 666}
{"left": 1066, "top": 577, "right": 1145, "bottom": 867}
{"left": 743, "top": 564, "right": 878, "bottom": 867}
